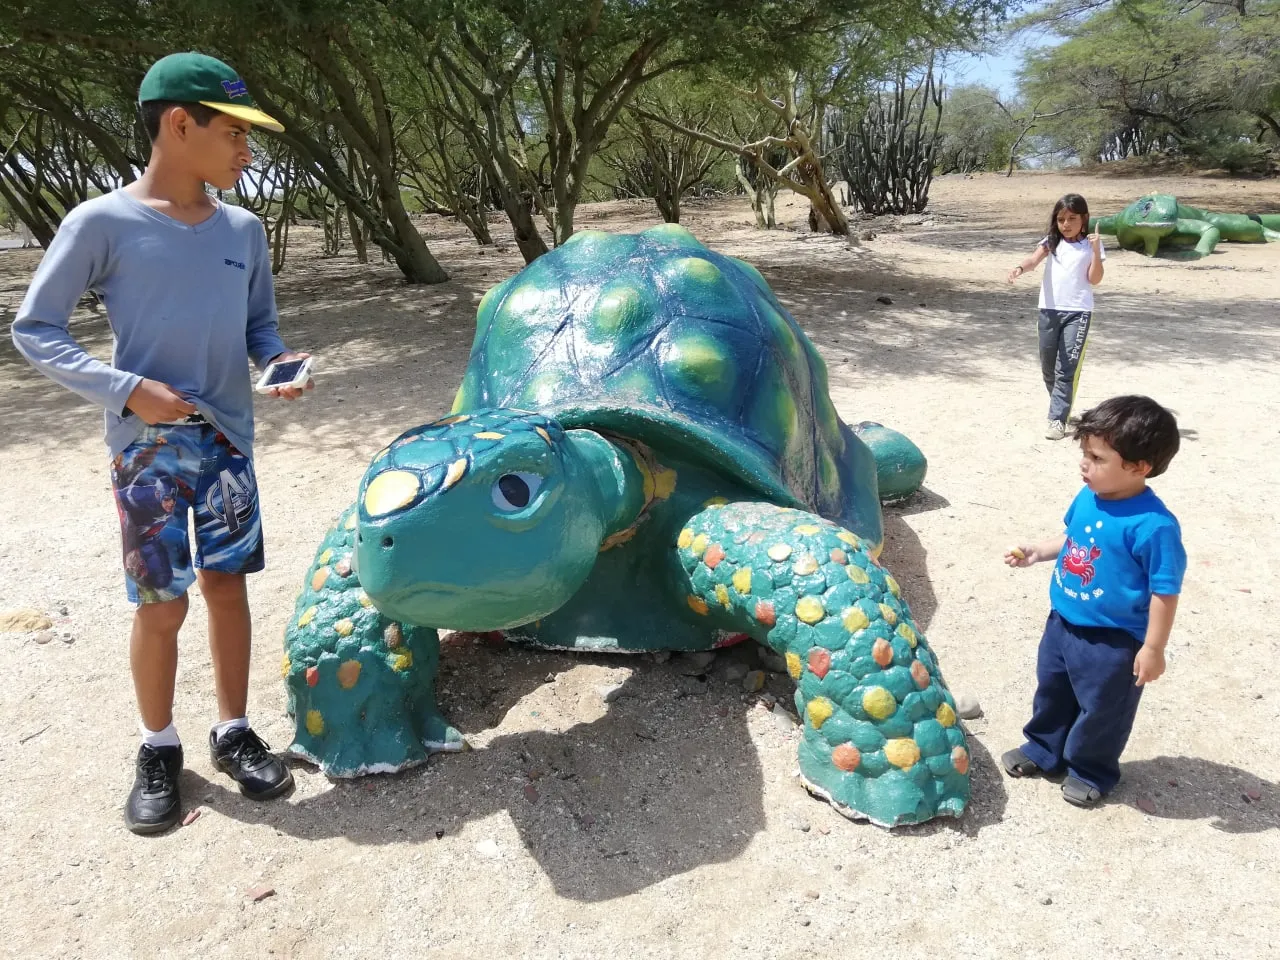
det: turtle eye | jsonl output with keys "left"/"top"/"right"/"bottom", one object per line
{"left": 491, "top": 472, "right": 542, "bottom": 511}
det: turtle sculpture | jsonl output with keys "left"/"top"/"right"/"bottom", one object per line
{"left": 1090, "top": 193, "right": 1280, "bottom": 257}
{"left": 281, "top": 224, "right": 967, "bottom": 827}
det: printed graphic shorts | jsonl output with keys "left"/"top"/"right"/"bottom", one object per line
{"left": 110, "top": 423, "right": 265, "bottom": 604}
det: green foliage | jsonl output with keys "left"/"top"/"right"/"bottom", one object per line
{"left": 935, "top": 84, "right": 1022, "bottom": 172}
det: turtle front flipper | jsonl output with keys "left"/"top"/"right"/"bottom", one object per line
{"left": 674, "top": 502, "right": 969, "bottom": 827}
{"left": 283, "top": 505, "right": 463, "bottom": 777}
{"left": 1176, "top": 218, "right": 1220, "bottom": 257}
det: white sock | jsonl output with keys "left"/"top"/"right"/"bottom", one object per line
{"left": 211, "top": 716, "right": 249, "bottom": 742}
{"left": 140, "top": 721, "right": 181, "bottom": 748}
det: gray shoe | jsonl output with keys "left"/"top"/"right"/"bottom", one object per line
{"left": 1044, "top": 420, "right": 1066, "bottom": 440}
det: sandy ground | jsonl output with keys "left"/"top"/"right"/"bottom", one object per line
{"left": 1, "top": 171, "right": 1278, "bottom": 959}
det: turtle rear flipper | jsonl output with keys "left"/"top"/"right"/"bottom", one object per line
{"left": 283, "top": 506, "right": 463, "bottom": 777}
{"left": 673, "top": 501, "right": 969, "bottom": 827}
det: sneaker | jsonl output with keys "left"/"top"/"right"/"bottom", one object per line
{"left": 210, "top": 726, "right": 294, "bottom": 800}
{"left": 125, "top": 743, "right": 184, "bottom": 835}
{"left": 1045, "top": 420, "right": 1066, "bottom": 440}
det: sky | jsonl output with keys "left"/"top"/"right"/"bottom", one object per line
{"left": 939, "top": 28, "right": 1063, "bottom": 98}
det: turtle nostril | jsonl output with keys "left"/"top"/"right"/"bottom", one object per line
{"left": 381, "top": 536, "right": 394, "bottom": 549}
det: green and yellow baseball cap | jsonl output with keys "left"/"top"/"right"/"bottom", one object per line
{"left": 138, "top": 52, "right": 284, "bottom": 132}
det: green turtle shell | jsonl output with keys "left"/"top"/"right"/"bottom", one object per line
{"left": 450, "top": 224, "right": 883, "bottom": 546}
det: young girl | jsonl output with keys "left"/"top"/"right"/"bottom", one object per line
{"left": 1008, "top": 193, "right": 1106, "bottom": 440}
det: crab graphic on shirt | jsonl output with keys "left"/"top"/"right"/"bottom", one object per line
{"left": 1062, "top": 537, "right": 1103, "bottom": 587}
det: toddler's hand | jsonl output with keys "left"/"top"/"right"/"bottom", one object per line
{"left": 1134, "top": 645, "right": 1165, "bottom": 686}
{"left": 1004, "top": 545, "right": 1035, "bottom": 567}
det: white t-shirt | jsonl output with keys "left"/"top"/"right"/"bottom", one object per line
{"left": 1039, "top": 236, "right": 1104, "bottom": 311}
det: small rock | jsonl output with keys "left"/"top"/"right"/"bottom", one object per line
{"left": 772, "top": 704, "right": 797, "bottom": 731}
{"left": 955, "top": 695, "right": 983, "bottom": 720}
{"left": 182, "top": 809, "right": 202, "bottom": 827}
{"left": 58, "top": 606, "right": 69, "bottom": 616}
{"left": 248, "top": 885, "right": 275, "bottom": 902}
{"left": 723, "top": 663, "right": 749, "bottom": 682}
{"left": 1137, "top": 796, "right": 1157, "bottom": 814}
{"left": 544, "top": 672, "right": 557, "bottom": 683}
{"left": 817, "top": 824, "right": 831, "bottom": 835}
{"left": 742, "top": 670, "right": 766, "bottom": 693}
{"left": 598, "top": 683, "right": 625, "bottom": 704}
{"left": 1167, "top": 779, "right": 1178, "bottom": 787}
{"left": 435, "top": 830, "right": 445, "bottom": 840}
{"left": 801, "top": 919, "right": 812, "bottom": 927}
{"left": 759, "top": 693, "right": 777, "bottom": 710}
{"left": 875, "top": 295, "right": 893, "bottom": 305}
{"left": 523, "top": 784, "right": 540, "bottom": 804}
{"left": 759, "top": 650, "right": 788, "bottom": 674}
{"left": 859, "top": 230, "right": 876, "bottom": 241}
{"left": 1244, "top": 788, "right": 1262, "bottom": 802}
{"left": 804, "top": 889, "right": 821, "bottom": 900}
{"left": 716, "top": 705, "right": 729, "bottom": 718}
{"left": 788, "top": 813, "right": 812, "bottom": 833}
{"left": 682, "top": 651, "right": 716, "bottom": 672}
{"left": 33, "top": 630, "right": 55, "bottom": 645}
{"left": 651, "top": 651, "right": 672, "bottom": 664}
{"left": 476, "top": 839, "right": 501, "bottom": 860}
{"left": 1039, "top": 895, "right": 1053, "bottom": 905}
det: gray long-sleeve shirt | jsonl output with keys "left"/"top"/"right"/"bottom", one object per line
{"left": 10, "top": 189, "right": 287, "bottom": 457}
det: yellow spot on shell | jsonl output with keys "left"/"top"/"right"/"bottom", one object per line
{"left": 280, "top": 655, "right": 291, "bottom": 679}
{"left": 337, "top": 659, "right": 362, "bottom": 689}
{"left": 688, "top": 595, "right": 709, "bottom": 616}
{"left": 318, "top": 549, "right": 333, "bottom": 565}
{"left": 837, "top": 531, "right": 861, "bottom": 547}
{"left": 536, "top": 427, "right": 553, "bottom": 446}
{"left": 390, "top": 651, "right": 414, "bottom": 672}
{"left": 885, "top": 575, "right": 901, "bottom": 597}
{"left": 678, "top": 528, "right": 694, "bottom": 549}
{"left": 690, "top": 534, "right": 709, "bottom": 557}
{"left": 334, "top": 619, "right": 354, "bottom": 637}
{"left": 795, "top": 596, "right": 826, "bottom": 624}
{"left": 305, "top": 710, "right": 324, "bottom": 736}
{"left": 878, "top": 604, "right": 898, "bottom": 626}
{"left": 358, "top": 592, "right": 373, "bottom": 608}
{"left": 847, "top": 564, "right": 870, "bottom": 585}
{"left": 344, "top": 512, "right": 359, "bottom": 530}
{"left": 364, "top": 470, "right": 421, "bottom": 517}
{"left": 793, "top": 523, "right": 821, "bottom": 535}
{"left": 897, "top": 623, "right": 918, "bottom": 648}
{"left": 806, "top": 697, "right": 835, "bottom": 729}
{"left": 768, "top": 543, "right": 793, "bottom": 562}
{"left": 677, "top": 257, "right": 721, "bottom": 283}
{"left": 786, "top": 652, "right": 802, "bottom": 679}
{"left": 704, "top": 496, "right": 729, "bottom": 507}
{"left": 311, "top": 567, "right": 330, "bottom": 592}
{"left": 793, "top": 555, "right": 819, "bottom": 576}
{"left": 732, "top": 568, "right": 753, "bottom": 595}
{"left": 442, "top": 458, "right": 468, "bottom": 491}
{"left": 474, "top": 431, "right": 505, "bottom": 440}
{"left": 437, "top": 414, "right": 470, "bottom": 426}
{"left": 653, "top": 466, "right": 677, "bottom": 499}
{"left": 297, "top": 606, "right": 317, "bottom": 628}
{"left": 937, "top": 703, "right": 957, "bottom": 728}
{"left": 885, "top": 738, "right": 921, "bottom": 770}
{"left": 715, "top": 583, "right": 731, "bottom": 608}
{"left": 862, "top": 686, "right": 897, "bottom": 720}
{"left": 842, "top": 607, "right": 869, "bottom": 632}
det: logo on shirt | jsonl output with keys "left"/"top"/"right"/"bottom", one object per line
{"left": 1062, "top": 537, "right": 1102, "bottom": 586}
{"left": 224, "top": 258, "right": 246, "bottom": 270}
{"left": 221, "top": 78, "right": 249, "bottom": 99}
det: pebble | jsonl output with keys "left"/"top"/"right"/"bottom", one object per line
{"left": 742, "top": 670, "right": 766, "bottom": 693}
{"left": 1244, "top": 789, "right": 1262, "bottom": 802}
{"left": 724, "top": 663, "right": 749, "bottom": 682}
{"left": 759, "top": 651, "right": 788, "bottom": 674}
{"left": 598, "top": 683, "right": 625, "bottom": 704}
{"left": 1039, "top": 895, "right": 1053, "bottom": 906}
{"left": 58, "top": 606, "right": 69, "bottom": 616}
{"left": 956, "top": 695, "right": 983, "bottom": 720}
{"left": 248, "top": 885, "right": 275, "bottom": 902}
{"left": 772, "top": 704, "right": 797, "bottom": 731}
{"left": 33, "top": 630, "right": 54, "bottom": 645}
{"left": 523, "top": 784, "right": 540, "bottom": 804}
{"left": 787, "top": 811, "right": 812, "bottom": 832}
{"left": 804, "top": 889, "right": 820, "bottom": 900}
{"left": 875, "top": 295, "right": 893, "bottom": 305}
{"left": 1137, "top": 796, "right": 1157, "bottom": 814}
{"left": 682, "top": 651, "right": 716, "bottom": 672}
{"left": 182, "top": 809, "right": 202, "bottom": 827}
{"left": 475, "top": 839, "right": 501, "bottom": 860}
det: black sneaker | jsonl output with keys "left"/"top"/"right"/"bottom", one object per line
{"left": 210, "top": 726, "right": 294, "bottom": 800}
{"left": 125, "top": 743, "right": 184, "bottom": 835}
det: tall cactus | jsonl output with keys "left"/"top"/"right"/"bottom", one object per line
{"left": 834, "top": 62, "right": 943, "bottom": 217}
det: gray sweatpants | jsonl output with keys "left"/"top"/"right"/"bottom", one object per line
{"left": 1038, "top": 308, "right": 1091, "bottom": 422}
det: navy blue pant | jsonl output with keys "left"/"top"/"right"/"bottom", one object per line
{"left": 1020, "top": 611, "right": 1144, "bottom": 794}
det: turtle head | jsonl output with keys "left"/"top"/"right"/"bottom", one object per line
{"left": 354, "top": 409, "right": 642, "bottom": 631}
{"left": 1126, "top": 194, "right": 1178, "bottom": 236}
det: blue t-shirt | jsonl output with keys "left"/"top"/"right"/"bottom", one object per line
{"left": 10, "top": 189, "right": 287, "bottom": 457}
{"left": 1050, "top": 486, "right": 1185, "bottom": 638}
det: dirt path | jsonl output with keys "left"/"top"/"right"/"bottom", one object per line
{"left": 1, "top": 172, "right": 1277, "bottom": 959}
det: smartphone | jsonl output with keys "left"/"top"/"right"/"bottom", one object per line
{"left": 255, "top": 356, "right": 313, "bottom": 393}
